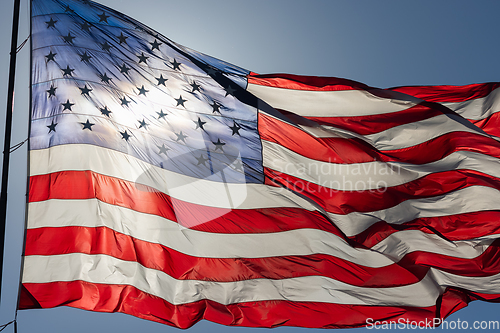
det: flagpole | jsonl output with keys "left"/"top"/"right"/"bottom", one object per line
{"left": 0, "top": 0, "right": 22, "bottom": 305}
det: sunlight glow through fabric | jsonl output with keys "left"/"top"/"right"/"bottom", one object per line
{"left": 21, "top": 0, "right": 500, "bottom": 328}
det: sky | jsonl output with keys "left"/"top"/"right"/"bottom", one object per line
{"left": 0, "top": 0, "right": 500, "bottom": 332}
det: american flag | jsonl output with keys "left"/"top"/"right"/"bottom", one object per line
{"left": 21, "top": 0, "right": 500, "bottom": 329}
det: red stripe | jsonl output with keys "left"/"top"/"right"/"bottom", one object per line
{"left": 28, "top": 170, "right": 344, "bottom": 236}
{"left": 390, "top": 83, "right": 500, "bottom": 103}
{"left": 295, "top": 104, "right": 445, "bottom": 136}
{"left": 470, "top": 112, "right": 500, "bottom": 138}
{"left": 24, "top": 226, "right": 423, "bottom": 287}
{"left": 260, "top": 112, "right": 500, "bottom": 165}
{"left": 354, "top": 211, "right": 500, "bottom": 246}
{"left": 264, "top": 167, "right": 500, "bottom": 215}
{"left": 465, "top": 290, "right": 500, "bottom": 302}
{"left": 259, "top": 111, "right": 379, "bottom": 164}
{"left": 27, "top": 175, "right": 500, "bottom": 282}
{"left": 20, "top": 281, "right": 453, "bottom": 329}
{"left": 29, "top": 167, "right": 500, "bottom": 238}
{"left": 248, "top": 72, "right": 369, "bottom": 91}
{"left": 353, "top": 227, "right": 500, "bottom": 278}
{"left": 25, "top": 224, "right": 500, "bottom": 283}
{"left": 29, "top": 170, "right": 176, "bottom": 221}
{"left": 381, "top": 132, "right": 500, "bottom": 164}
{"left": 397, "top": 239, "right": 500, "bottom": 278}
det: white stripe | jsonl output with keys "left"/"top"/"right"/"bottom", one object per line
{"left": 22, "top": 253, "right": 442, "bottom": 307}
{"left": 247, "top": 82, "right": 419, "bottom": 117}
{"left": 263, "top": 141, "right": 500, "bottom": 190}
{"left": 28, "top": 199, "right": 497, "bottom": 264}
{"left": 263, "top": 140, "right": 408, "bottom": 190}
{"left": 372, "top": 231, "right": 495, "bottom": 262}
{"left": 329, "top": 185, "right": 500, "bottom": 237}
{"left": 364, "top": 113, "right": 486, "bottom": 150}
{"left": 442, "top": 87, "right": 500, "bottom": 121}
{"left": 27, "top": 199, "right": 393, "bottom": 267}
{"left": 433, "top": 268, "right": 500, "bottom": 295}
{"left": 296, "top": 122, "right": 368, "bottom": 141}
{"left": 31, "top": 146, "right": 500, "bottom": 240}
{"left": 29, "top": 144, "right": 319, "bottom": 212}
{"left": 280, "top": 112, "right": 488, "bottom": 151}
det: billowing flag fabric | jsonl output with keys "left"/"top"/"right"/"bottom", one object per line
{"left": 21, "top": 0, "right": 500, "bottom": 329}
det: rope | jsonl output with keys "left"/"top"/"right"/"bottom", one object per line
{"left": 15, "top": 35, "right": 30, "bottom": 53}
{"left": 8, "top": 138, "right": 28, "bottom": 153}
{"left": 0, "top": 320, "right": 15, "bottom": 332}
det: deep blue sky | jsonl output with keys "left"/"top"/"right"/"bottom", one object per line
{"left": 0, "top": 0, "right": 499, "bottom": 332}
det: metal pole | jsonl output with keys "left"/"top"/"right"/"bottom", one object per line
{"left": 0, "top": 0, "right": 22, "bottom": 305}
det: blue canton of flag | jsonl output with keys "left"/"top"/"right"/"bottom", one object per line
{"left": 31, "top": 0, "right": 264, "bottom": 185}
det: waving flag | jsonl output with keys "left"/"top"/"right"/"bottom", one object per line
{"left": 21, "top": 0, "right": 500, "bottom": 329}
